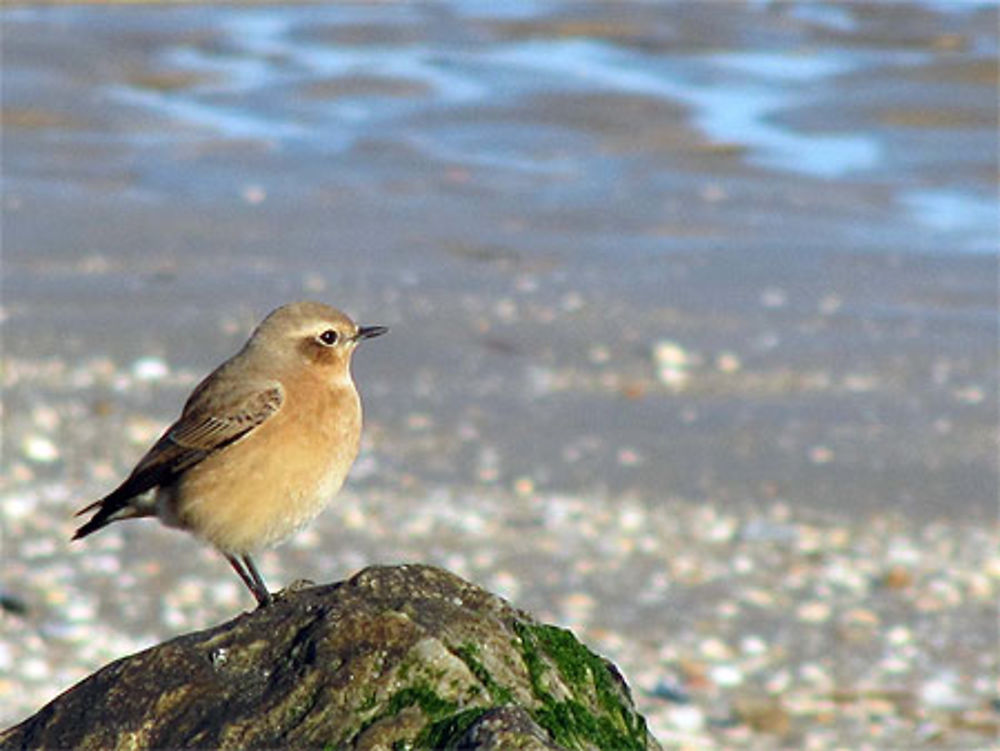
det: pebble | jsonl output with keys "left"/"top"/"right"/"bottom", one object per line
{"left": 0, "top": 371, "right": 994, "bottom": 751}
{"left": 4, "top": 494, "right": 38, "bottom": 521}
{"left": 740, "top": 519, "right": 798, "bottom": 543}
{"left": 740, "top": 635, "right": 768, "bottom": 656}
{"left": 823, "top": 559, "right": 867, "bottom": 591}
{"left": 64, "top": 597, "right": 97, "bottom": 623}
{"left": 22, "top": 436, "right": 59, "bottom": 464}
{"left": 764, "top": 669, "right": 791, "bottom": 694}
{"left": 881, "top": 564, "right": 914, "bottom": 589}
{"left": 710, "top": 664, "right": 744, "bottom": 687}
{"left": 704, "top": 516, "right": 737, "bottom": 544}
{"left": 920, "top": 675, "right": 967, "bottom": 710}
{"left": 732, "top": 694, "right": 790, "bottom": 735}
{"left": 125, "top": 417, "right": 161, "bottom": 445}
{"left": 799, "top": 663, "right": 833, "bottom": 689}
{"left": 887, "top": 625, "right": 912, "bottom": 646}
{"left": 560, "top": 291, "right": 584, "bottom": 312}
{"left": 512, "top": 476, "right": 534, "bottom": 496}
{"left": 715, "top": 601, "right": 740, "bottom": 619}
{"left": 759, "top": 287, "right": 788, "bottom": 309}
{"left": 807, "top": 445, "right": 835, "bottom": 464}
{"left": 131, "top": 357, "right": 169, "bottom": 382}
{"left": 588, "top": 345, "right": 611, "bottom": 364}
{"left": 241, "top": 184, "right": 266, "bottom": 204}
{"left": 162, "top": 603, "right": 188, "bottom": 630}
{"left": 667, "top": 704, "right": 706, "bottom": 732}
{"left": 728, "top": 548, "right": 752, "bottom": 572}
{"left": 648, "top": 678, "right": 691, "bottom": 704}
{"left": 840, "top": 607, "right": 880, "bottom": 628}
{"left": 953, "top": 385, "right": 985, "bottom": 404}
{"left": 714, "top": 351, "right": 742, "bottom": 373}
{"left": 21, "top": 537, "right": 57, "bottom": 559}
{"left": 964, "top": 571, "right": 993, "bottom": 601}
{"left": 559, "top": 592, "right": 596, "bottom": 625}
{"left": 618, "top": 505, "right": 645, "bottom": 533}
{"left": 699, "top": 637, "right": 733, "bottom": 661}
{"left": 31, "top": 406, "right": 60, "bottom": 431}
{"left": 881, "top": 656, "right": 912, "bottom": 674}
{"left": 984, "top": 557, "right": 1000, "bottom": 578}
{"left": 617, "top": 447, "right": 643, "bottom": 466}
{"left": 818, "top": 293, "right": 843, "bottom": 314}
{"left": 489, "top": 570, "right": 521, "bottom": 601}
{"left": 651, "top": 340, "right": 693, "bottom": 390}
{"left": 21, "top": 658, "right": 50, "bottom": 681}
{"left": 796, "top": 601, "right": 832, "bottom": 623}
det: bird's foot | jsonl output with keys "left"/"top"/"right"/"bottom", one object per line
{"left": 253, "top": 590, "right": 274, "bottom": 609}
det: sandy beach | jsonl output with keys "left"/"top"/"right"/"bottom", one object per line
{"left": 2, "top": 2, "right": 997, "bottom": 747}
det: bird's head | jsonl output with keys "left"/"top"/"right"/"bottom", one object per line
{"left": 249, "top": 301, "right": 387, "bottom": 377}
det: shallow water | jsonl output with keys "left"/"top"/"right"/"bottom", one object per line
{"left": 4, "top": 2, "right": 997, "bottom": 245}
{"left": 1, "top": 3, "right": 998, "bottom": 741}
{"left": 4, "top": 0, "right": 996, "bottom": 519}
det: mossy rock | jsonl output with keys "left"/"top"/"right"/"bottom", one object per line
{"left": 1, "top": 564, "right": 660, "bottom": 750}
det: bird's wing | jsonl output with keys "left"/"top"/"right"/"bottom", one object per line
{"left": 78, "top": 380, "right": 284, "bottom": 514}
{"left": 158, "top": 381, "right": 284, "bottom": 468}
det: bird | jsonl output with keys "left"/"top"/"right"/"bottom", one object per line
{"left": 73, "top": 301, "right": 387, "bottom": 606}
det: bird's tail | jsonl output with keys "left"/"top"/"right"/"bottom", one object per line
{"left": 72, "top": 491, "right": 147, "bottom": 540}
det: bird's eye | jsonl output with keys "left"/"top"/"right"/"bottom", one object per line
{"left": 318, "top": 329, "right": 339, "bottom": 346}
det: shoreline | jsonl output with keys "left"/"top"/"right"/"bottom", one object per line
{"left": 2, "top": 482, "right": 997, "bottom": 746}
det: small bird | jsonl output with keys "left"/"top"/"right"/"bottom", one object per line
{"left": 73, "top": 301, "right": 387, "bottom": 606}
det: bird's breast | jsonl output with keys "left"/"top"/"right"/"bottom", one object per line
{"left": 170, "top": 380, "right": 362, "bottom": 554}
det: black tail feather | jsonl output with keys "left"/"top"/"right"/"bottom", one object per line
{"left": 72, "top": 495, "right": 135, "bottom": 540}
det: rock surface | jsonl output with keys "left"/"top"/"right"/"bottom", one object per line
{"left": 1, "top": 564, "right": 659, "bottom": 750}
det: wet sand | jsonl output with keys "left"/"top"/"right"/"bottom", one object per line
{"left": 2, "top": 2, "right": 998, "bottom": 747}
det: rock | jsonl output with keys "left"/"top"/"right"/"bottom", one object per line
{"left": 1, "top": 564, "right": 659, "bottom": 751}
{"left": 454, "top": 705, "right": 564, "bottom": 750}
{"left": 731, "top": 693, "right": 791, "bottom": 736}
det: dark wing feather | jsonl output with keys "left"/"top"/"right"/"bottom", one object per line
{"left": 134, "top": 382, "right": 284, "bottom": 487}
{"left": 73, "top": 381, "right": 283, "bottom": 538}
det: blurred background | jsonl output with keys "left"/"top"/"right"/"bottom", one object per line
{"left": 2, "top": 2, "right": 997, "bottom": 747}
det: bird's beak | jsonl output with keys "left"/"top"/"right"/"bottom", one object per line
{"left": 355, "top": 325, "right": 388, "bottom": 341}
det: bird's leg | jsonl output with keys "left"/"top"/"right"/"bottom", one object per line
{"left": 242, "top": 553, "right": 273, "bottom": 606}
{"left": 226, "top": 553, "right": 272, "bottom": 606}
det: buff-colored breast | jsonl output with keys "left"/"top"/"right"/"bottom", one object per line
{"left": 164, "top": 373, "right": 362, "bottom": 554}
